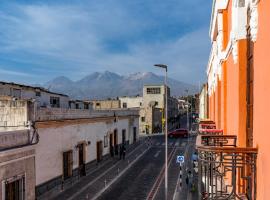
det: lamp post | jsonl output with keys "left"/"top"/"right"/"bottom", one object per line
{"left": 185, "top": 89, "right": 189, "bottom": 131}
{"left": 154, "top": 64, "right": 168, "bottom": 200}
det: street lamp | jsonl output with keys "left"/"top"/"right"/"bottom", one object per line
{"left": 154, "top": 64, "right": 168, "bottom": 200}
{"left": 185, "top": 89, "right": 189, "bottom": 131}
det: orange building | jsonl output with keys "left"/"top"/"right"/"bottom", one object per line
{"left": 204, "top": 0, "right": 270, "bottom": 199}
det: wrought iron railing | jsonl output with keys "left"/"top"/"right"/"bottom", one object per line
{"left": 199, "top": 129, "right": 223, "bottom": 135}
{"left": 196, "top": 135, "right": 258, "bottom": 200}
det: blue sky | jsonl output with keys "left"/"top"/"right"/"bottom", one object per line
{"left": 0, "top": 0, "right": 212, "bottom": 85}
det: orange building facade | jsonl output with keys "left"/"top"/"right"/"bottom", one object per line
{"left": 206, "top": 0, "right": 270, "bottom": 199}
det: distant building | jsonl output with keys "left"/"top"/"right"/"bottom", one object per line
{"left": 199, "top": 84, "right": 208, "bottom": 119}
{"left": 0, "top": 81, "right": 69, "bottom": 108}
{"left": 69, "top": 100, "right": 93, "bottom": 110}
{"left": 119, "top": 85, "right": 179, "bottom": 135}
{"left": 90, "top": 99, "right": 121, "bottom": 110}
{"left": 119, "top": 96, "right": 143, "bottom": 108}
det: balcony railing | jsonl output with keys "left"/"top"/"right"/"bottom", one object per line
{"left": 196, "top": 135, "right": 258, "bottom": 200}
{"left": 199, "top": 129, "right": 223, "bottom": 135}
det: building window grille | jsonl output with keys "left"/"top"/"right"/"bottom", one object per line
{"left": 146, "top": 87, "right": 161, "bottom": 94}
{"left": 84, "top": 103, "right": 89, "bottom": 109}
{"left": 35, "top": 91, "right": 41, "bottom": 97}
{"left": 5, "top": 176, "right": 25, "bottom": 200}
{"left": 141, "top": 117, "right": 145, "bottom": 122}
{"left": 123, "top": 102, "right": 127, "bottom": 108}
{"left": 50, "top": 97, "right": 60, "bottom": 108}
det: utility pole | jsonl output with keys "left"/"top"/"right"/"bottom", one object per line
{"left": 185, "top": 89, "right": 189, "bottom": 131}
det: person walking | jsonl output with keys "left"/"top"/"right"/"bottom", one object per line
{"left": 186, "top": 170, "right": 194, "bottom": 192}
{"left": 122, "top": 145, "right": 126, "bottom": 160}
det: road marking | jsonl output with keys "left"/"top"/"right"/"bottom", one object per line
{"left": 154, "top": 150, "right": 161, "bottom": 158}
{"left": 169, "top": 142, "right": 173, "bottom": 146}
{"left": 181, "top": 142, "right": 186, "bottom": 147}
{"left": 92, "top": 148, "right": 149, "bottom": 200}
{"left": 175, "top": 142, "right": 180, "bottom": 146}
{"left": 156, "top": 142, "right": 160, "bottom": 146}
{"left": 147, "top": 147, "right": 177, "bottom": 200}
{"left": 66, "top": 143, "right": 146, "bottom": 200}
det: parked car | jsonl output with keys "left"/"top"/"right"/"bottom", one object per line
{"left": 168, "top": 128, "right": 189, "bottom": 138}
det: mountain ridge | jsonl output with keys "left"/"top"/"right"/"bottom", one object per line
{"left": 44, "top": 71, "right": 198, "bottom": 99}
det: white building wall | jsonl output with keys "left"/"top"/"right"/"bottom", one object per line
{"left": 119, "top": 97, "right": 143, "bottom": 108}
{"left": 0, "top": 83, "right": 69, "bottom": 108}
{"left": 35, "top": 117, "right": 138, "bottom": 186}
{"left": 143, "top": 85, "right": 165, "bottom": 109}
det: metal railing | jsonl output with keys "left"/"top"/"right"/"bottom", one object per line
{"left": 196, "top": 135, "right": 258, "bottom": 200}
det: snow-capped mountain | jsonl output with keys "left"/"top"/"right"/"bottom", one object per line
{"left": 44, "top": 71, "right": 198, "bottom": 99}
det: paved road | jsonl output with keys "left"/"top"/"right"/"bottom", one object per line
{"left": 96, "top": 136, "right": 191, "bottom": 200}
{"left": 51, "top": 115, "right": 199, "bottom": 200}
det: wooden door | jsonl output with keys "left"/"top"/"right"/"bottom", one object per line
{"left": 122, "top": 129, "right": 126, "bottom": 145}
{"left": 133, "top": 127, "right": 137, "bottom": 143}
{"left": 96, "top": 141, "right": 103, "bottom": 162}
{"left": 78, "top": 144, "right": 86, "bottom": 176}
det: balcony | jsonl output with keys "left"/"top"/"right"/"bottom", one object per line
{"left": 196, "top": 134, "right": 258, "bottom": 200}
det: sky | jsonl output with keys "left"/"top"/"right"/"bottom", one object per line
{"left": 0, "top": 0, "right": 212, "bottom": 85}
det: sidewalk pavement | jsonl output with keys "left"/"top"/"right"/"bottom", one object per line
{"left": 50, "top": 139, "right": 149, "bottom": 200}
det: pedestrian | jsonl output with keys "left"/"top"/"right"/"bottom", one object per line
{"left": 187, "top": 170, "right": 194, "bottom": 191}
{"left": 122, "top": 145, "right": 126, "bottom": 160}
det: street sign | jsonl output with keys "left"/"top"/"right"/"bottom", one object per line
{"left": 176, "top": 155, "right": 184, "bottom": 164}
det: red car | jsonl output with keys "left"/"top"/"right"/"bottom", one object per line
{"left": 168, "top": 128, "right": 188, "bottom": 138}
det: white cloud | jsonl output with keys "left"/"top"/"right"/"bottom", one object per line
{"left": 0, "top": 1, "right": 211, "bottom": 84}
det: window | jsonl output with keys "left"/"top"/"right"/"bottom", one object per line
{"left": 75, "top": 103, "right": 79, "bottom": 109}
{"left": 84, "top": 103, "right": 89, "bottom": 110}
{"left": 123, "top": 102, "right": 127, "bottom": 108}
{"left": 12, "top": 88, "right": 21, "bottom": 98}
{"left": 96, "top": 103, "right": 100, "bottom": 106}
{"left": 5, "top": 176, "right": 25, "bottom": 200}
{"left": 35, "top": 91, "right": 41, "bottom": 97}
{"left": 63, "top": 151, "right": 73, "bottom": 180}
{"left": 146, "top": 87, "right": 161, "bottom": 94}
{"left": 50, "top": 97, "right": 60, "bottom": 108}
{"left": 141, "top": 117, "right": 145, "bottom": 122}
{"left": 139, "top": 102, "right": 142, "bottom": 106}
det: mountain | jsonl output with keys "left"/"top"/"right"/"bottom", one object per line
{"left": 44, "top": 71, "right": 198, "bottom": 99}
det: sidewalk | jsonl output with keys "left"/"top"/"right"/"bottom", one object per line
{"left": 48, "top": 139, "right": 149, "bottom": 200}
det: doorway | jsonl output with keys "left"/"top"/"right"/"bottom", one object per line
{"left": 5, "top": 176, "right": 25, "bottom": 200}
{"left": 114, "top": 129, "right": 118, "bottom": 155}
{"left": 109, "top": 133, "right": 114, "bottom": 157}
{"left": 133, "top": 127, "right": 137, "bottom": 143}
{"left": 122, "top": 129, "right": 126, "bottom": 145}
{"left": 96, "top": 141, "right": 103, "bottom": 162}
{"left": 78, "top": 143, "right": 86, "bottom": 177}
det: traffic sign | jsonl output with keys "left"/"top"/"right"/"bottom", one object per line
{"left": 176, "top": 155, "right": 184, "bottom": 164}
